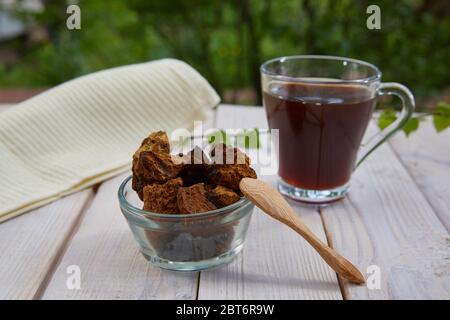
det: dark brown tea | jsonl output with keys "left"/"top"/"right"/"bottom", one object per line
{"left": 264, "top": 82, "right": 376, "bottom": 190}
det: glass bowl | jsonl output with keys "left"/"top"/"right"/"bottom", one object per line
{"left": 118, "top": 176, "right": 255, "bottom": 271}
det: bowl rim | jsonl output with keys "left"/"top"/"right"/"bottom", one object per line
{"left": 118, "top": 175, "right": 251, "bottom": 220}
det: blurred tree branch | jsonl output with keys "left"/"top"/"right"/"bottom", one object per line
{"left": 236, "top": 0, "right": 262, "bottom": 104}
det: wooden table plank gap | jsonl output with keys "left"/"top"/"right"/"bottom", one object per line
{"left": 33, "top": 189, "right": 97, "bottom": 299}
{"left": 195, "top": 272, "right": 202, "bottom": 300}
{"left": 318, "top": 207, "right": 349, "bottom": 300}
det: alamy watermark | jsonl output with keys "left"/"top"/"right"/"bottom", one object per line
{"left": 66, "top": 4, "right": 380, "bottom": 31}
{"left": 66, "top": 4, "right": 81, "bottom": 30}
{"left": 170, "top": 121, "right": 279, "bottom": 176}
{"left": 366, "top": 5, "right": 381, "bottom": 30}
{"left": 366, "top": 265, "right": 381, "bottom": 290}
{"left": 66, "top": 264, "right": 81, "bottom": 290}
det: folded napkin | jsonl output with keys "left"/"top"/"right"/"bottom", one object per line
{"left": 0, "top": 59, "right": 220, "bottom": 222}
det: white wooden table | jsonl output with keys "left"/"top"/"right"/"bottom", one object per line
{"left": 0, "top": 104, "right": 449, "bottom": 300}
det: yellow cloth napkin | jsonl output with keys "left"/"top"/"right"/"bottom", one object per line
{"left": 0, "top": 59, "right": 220, "bottom": 222}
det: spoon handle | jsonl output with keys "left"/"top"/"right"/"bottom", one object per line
{"left": 239, "top": 178, "right": 365, "bottom": 284}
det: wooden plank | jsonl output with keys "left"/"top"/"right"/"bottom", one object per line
{"left": 389, "top": 118, "right": 450, "bottom": 230}
{"left": 320, "top": 123, "right": 450, "bottom": 299}
{"left": 198, "top": 105, "right": 342, "bottom": 299}
{"left": 41, "top": 173, "right": 199, "bottom": 299}
{"left": 0, "top": 190, "right": 93, "bottom": 299}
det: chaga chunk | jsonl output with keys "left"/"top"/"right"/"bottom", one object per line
{"left": 180, "top": 146, "right": 212, "bottom": 186}
{"left": 133, "top": 132, "right": 256, "bottom": 211}
{"left": 207, "top": 164, "right": 257, "bottom": 192}
{"left": 142, "top": 178, "right": 183, "bottom": 214}
{"left": 138, "top": 151, "right": 183, "bottom": 182}
{"left": 206, "top": 144, "right": 256, "bottom": 192}
{"left": 177, "top": 183, "right": 217, "bottom": 214}
{"left": 132, "top": 131, "right": 171, "bottom": 172}
{"left": 208, "top": 185, "right": 240, "bottom": 208}
{"left": 136, "top": 131, "right": 170, "bottom": 155}
{"left": 132, "top": 175, "right": 152, "bottom": 200}
{"left": 133, "top": 151, "right": 183, "bottom": 200}
{"left": 209, "top": 143, "right": 250, "bottom": 165}
{"left": 132, "top": 131, "right": 173, "bottom": 199}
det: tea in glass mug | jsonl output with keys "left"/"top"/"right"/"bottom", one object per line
{"left": 261, "top": 55, "right": 415, "bottom": 203}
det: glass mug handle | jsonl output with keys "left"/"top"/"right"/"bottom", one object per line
{"left": 356, "top": 82, "right": 415, "bottom": 167}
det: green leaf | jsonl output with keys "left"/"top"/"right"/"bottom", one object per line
{"left": 207, "top": 130, "right": 230, "bottom": 145}
{"left": 403, "top": 117, "right": 419, "bottom": 136}
{"left": 378, "top": 109, "right": 397, "bottom": 130}
{"left": 436, "top": 101, "right": 450, "bottom": 114}
{"left": 434, "top": 116, "right": 450, "bottom": 133}
{"left": 236, "top": 128, "right": 261, "bottom": 149}
{"left": 433, "top": 102, "right": 450, "bottom": 133}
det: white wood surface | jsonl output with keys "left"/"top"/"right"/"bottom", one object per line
{"left": 197, "top": 105, "right": 342, "bottom": 299}
{"left": 320, "top": 124, "right": 450, "bottom": 299}
{"left": 0, "top": 190, "right": 93, "bottom": 299}
{"left": 389, "top": 118, "right": 450, "bottom": 230}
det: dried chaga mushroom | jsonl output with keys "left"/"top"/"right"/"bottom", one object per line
{"left": 132, "top": 131, "right": 171, "bottom": 174}
{"left": 206, "top": 143, "right": 256, "bottom": 191}
{"left": 207, "top": 164, "right": 257, "bottom": 192}
{"left": 138, "top": 151, "right": 184, "bottom": 182}
{"left": 180, "top": 146, "right": 212, "bottom": 186}
{"left": 208, "top": 185, "right": 241, "bottom": 208}
{"left": 142, "top": 177, "right": 183, "bottom": 214}
{"left": 133, "top": 132, "right": 257, "bottom": 210}
{"left": 209, "top": 143, "right": 250, "bottom": 165}
{"left": 177, "top": 183, "right": 217, "bottom": 214}
{"left": 132, "top": 131, "right": 183, "bottom": 200}
{"left": 137, "top": 131, "right": 170, "bottom": 154}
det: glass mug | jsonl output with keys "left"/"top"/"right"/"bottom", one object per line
{"left": 261, "top": 55, "right": 415, "bottom": 203}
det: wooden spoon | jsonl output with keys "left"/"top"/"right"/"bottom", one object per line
{"left": 239, "top": 178, "right": 365, "bottom": 284}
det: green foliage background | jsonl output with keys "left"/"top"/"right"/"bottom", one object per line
{"left": 0, "top": 0, "right": 449, "bottom": 108}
